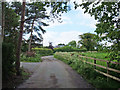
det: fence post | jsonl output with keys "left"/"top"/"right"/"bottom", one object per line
{"left": 86, "top": 57, "right": 87, "bottom": 63}
{"left": 94, "top": 58, "right": 96, "bottom": 79}
{"left": 94, "top": 58, "right": 96, "bottom": 69}
{"left": 107, "top": 61, "right": 110, "bottom": 82}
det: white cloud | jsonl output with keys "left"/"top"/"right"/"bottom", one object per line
{"left": 42, "top": 15, "right": 72, "bottom": 29}
{"left": 42, "top": 30, "right": 83, "bottom": 46}
{"left": 75, "top": 7, "right": 97, "bottom": 28}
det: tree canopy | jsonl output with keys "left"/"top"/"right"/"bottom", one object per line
{"left": 4, "top": 6, "right": 20, "bottom": 43}
{"left": 74, "top": 1, "right": 120, "bottom": 52}
{"left": 67, "top": 40, "right": 76, "bottom": 48}
{"left": 78, "top": 33, "right": 97, "bottom": 51}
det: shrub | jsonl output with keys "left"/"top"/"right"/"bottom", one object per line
{"left": 2, "top": 42, "right": 16, "bottom": 80}
{"left": 26, "top": 51, "right": 36, "bottom": 57}
{"left": 32, "top": 48, "right": 53, "bottom": 56}
{"left": 54, "top": 46, "right": 87, "bottom": 52}
{"left": 21, "top": 44, "right": 28, "bottom": 52}
{"left": 21, "top": 53, "right": 42, "bottom": 62}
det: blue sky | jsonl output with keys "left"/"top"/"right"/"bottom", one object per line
{"left": 24, "top": 1, "right": 97, "bottom": 46}
{"left": 40, "top": 4, "right": 97, "bottom": 46}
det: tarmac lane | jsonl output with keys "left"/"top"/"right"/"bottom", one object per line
{"left": 17, "top": 56, "right": 93, "bottom": 88}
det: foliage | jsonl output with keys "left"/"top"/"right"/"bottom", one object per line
{"left": 74, "top": 1, "right": 120, "bottom": 61}
{"left": 54, "top": 52, "right": 120, "bottom": 88}
{"left": 77, "top": 52, "right": 119, "bottom": 70}
{"left": 26, "top": 51, "right": 36, "bottom": 57}
{"left": 24, "top": 2, "right": 50, "bottom": 48}
{"left": 4, "top": 4, "right": 20, "bottom": 45}
{"left": 21, "top": 42, "right": 28, "bottom": 52}
{"left": 4, "top": 1, "right": 71, "bottom": 76}
{"left": 58, "top": 43, "right": 65, "bottom": 46}
{"left": 54, "top": 46, "right": 87, "bottom": 52}
{"left": 2, "top": 67, "right": 31, "bottom": 88}
{"left": 48, "top": 42, "right": 54, "bottom": 51}
{"left": 32, "top": 47, "right": 53, "bottom": 56}
{"left": 67, "top": 40, "right": 76, "bottom": 47}
{"left": 2, "top": 43, "right": 16, "bottom": 80}
{"left": 21, "top": 53, "right": 42, "bottom": 62}
{"left": 78, "top": 33, "right": 97, "bottom": 51}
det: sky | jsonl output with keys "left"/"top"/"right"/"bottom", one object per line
{"left": 24, "top": 1, "right": 98, "bottom": 46}
{"left": 41, "top": 6, "right": 97, "bottom": 46}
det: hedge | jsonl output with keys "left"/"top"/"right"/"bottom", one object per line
{"left": 54, "top": 46, "right": 87, "bottom": 52}
{"left": 32, "top": 48, "right": 53, "bottom": 56}
{"left": 2, "top": 42, "right": 16, "bottom": 80}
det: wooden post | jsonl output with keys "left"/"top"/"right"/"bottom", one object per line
{"left": 86, "top": 57, "right": 87, "bottom": 64}
{"left": 94, "top": 58, "right": 96, "bottom": 69}
{"left": 107, "top": 61, "right": 110, "bottom": 82}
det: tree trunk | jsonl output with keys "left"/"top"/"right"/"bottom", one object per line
{"left": 28, "top": 16, "right": 36, "bottom": 52}
{"left": 1, "top": 2, "right": 5, "bottom": 42}
{"left": 15, "top": 1, "right": 26, "bottom": 76}
{"left": 28, "top": 28, "right": 33, "bottom": 52}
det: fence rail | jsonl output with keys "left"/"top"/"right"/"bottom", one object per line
{"left": 79, "top": 55, "right": 120, "bottom": 64}
{"left": 78, "top": 55, "right": 120, "bottom": 82}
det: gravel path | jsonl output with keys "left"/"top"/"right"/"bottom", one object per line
{"left": 17, "top": 56, "right": 93, "bottom": 88}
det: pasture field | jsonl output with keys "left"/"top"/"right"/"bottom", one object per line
{"left": 69, "top": 52, "right": 119, "bottom": 68}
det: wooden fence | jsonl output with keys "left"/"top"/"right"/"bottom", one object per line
{"left": 78, "top": 55, "right": 120, "bottom": 82}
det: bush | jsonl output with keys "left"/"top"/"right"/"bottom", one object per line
{"left": 21, "top": 44, "right": 28, "bottom": 52}
{"left": 26, "top": 51, "right": 36, "bottom": 57}
{"left": 21, "top": 53, "right": 42, "bottom": 62}
{"left": 2, "top": 42, "right": 16, "bottom": 80}
{"left": 32, "top": 48, "right": 53, "bottom": 56}
{"left": 54, "top": 46, "right": 87, "bottom": 52}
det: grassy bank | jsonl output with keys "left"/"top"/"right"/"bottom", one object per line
{"left": 20, "top": 48, "right": 54, "bottom": 62}
{"left": 2, "top": 68, "right": 32, "bottom": 88}
{"left": 54, "top": 52, "right": 120, "bottom": 88}
{"left": 21, "top": 53, "right": 42, "bottom": 62}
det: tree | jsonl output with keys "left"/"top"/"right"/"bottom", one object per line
{"left": 1, "top": 2, "right": 5, "bottom": 42}
{"left": 58, "top": 43, "right": 65, "bottom": 47}
{"left": 11, "top": 2, "right": 71, "bottom": 52}
{"left": 74, "top": 1, "right": 120, "bottom": 60}
{"left": 27, "top": 35, "right": 43, "bottom": 48}
{"left": 67, "top": 40, "right": 76, "bottom": 48}
{"left": 49, "top": 42, "right": 54, "bottom": 51}
{"left": 78, "top": 33, "right": 97, "bottom": 51}
{"left": 15, "top": 1, "right": 26, "bottom": 75}
{"left": 24, "top": 2, "right": 49, "bottom": 52}
{"left": 4, "top": 6, "right": 20, "bottom": 44}
{"left": 10, "top": 1, "right": 71, "bottom": 75}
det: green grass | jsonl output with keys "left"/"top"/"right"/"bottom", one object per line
{"left": 79, "top": 52, "right": 108, "bottom": 67}
{"left": 80, "top": 52, "right": 108, "bottom": 59}
{"left": 54, "top": 52, "right": 120, "bottom": 88}
{"left": 68, "top": 52, "right": 119, "bottom": 69}
{"left": 2, "top": 68, "right": 31, "bottom": 88}
{"left": 21, "top": 53, "right": 42, "bottom": 62}
{"left": 32, "top": 47, "right": 54, "bottom": 56}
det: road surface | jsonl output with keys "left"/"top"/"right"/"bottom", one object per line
{"left": 17, "top": 56, "right": 93, "bottom": 88}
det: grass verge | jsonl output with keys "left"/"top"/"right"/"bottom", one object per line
{"left": 2, "top": 68, "right": 32, "bottom": 88}
{"left": 54, "top": 52, "right": 120, "bottom": 88}
{"left": 21, "top": 53, "right": 42, "bottom": 62}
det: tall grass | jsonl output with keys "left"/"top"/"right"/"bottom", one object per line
{"left": 54, "top": 52, "right": 120, "bottom": 88}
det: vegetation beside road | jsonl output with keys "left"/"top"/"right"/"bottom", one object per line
{"left": 54, "top": 46, "right": 87, "bottom": 52}
{"left": 2, "top": 68, "right": 32, "bottom": 88}
{"left": 54, "top": 52, "right": 120, "bottom": 88}
{"left": 21, "top": 48, "right": 53, "bottom": 62}
{"left": 21, "top": 53, "right": 42, "bottom": 62}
